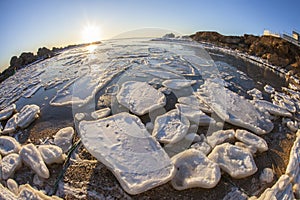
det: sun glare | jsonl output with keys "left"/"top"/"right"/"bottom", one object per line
{"left": 82, "top": 24, "right": 101, "bottom": 43}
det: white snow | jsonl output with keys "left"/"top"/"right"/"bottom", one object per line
{"left": 19, "top": 144, "right": 50, "bottom": 179}
{"left": 79, "top": 112, "right": 175, "bottom": 195}
{"left": 0, "top": 104, "right": 16, "bottom": 121}
{"left": 206, "top": 129, "right": 235, "bottom": 148}
{"left": 196, "top": 80, "right": 274, "bottom": 134}
{"left": 252, "top": 99, "right": 292, "bottom": 117}
{"left": 0, "top": 136, "right": 21, "bottom": 156}
{"left": 91, "top": 108, "right": 111, "bottom": 120}
{"left": 152, "top": 109, "right": 190, "bottom": 144}
{"left": 260, "top": 168, "right": 274, "bottom": 183}
{"left": 171, "top": 149, "right": 221, "bottom": 190}
{"left": 235, "top": 129, "right": 268, "bottom": 153}
{"left": 190, "top": 141, "right": 212, "bottom": 155}
{"left": 53, "top": 127, "right": 74, "bottom": 153}
{"left": 162, "top": 79, "right": 196, "bottom": 90}
{"left": 116, "top": 81, "right": 166, "bottom": 115}
{"left": 38, "top": 145, "right": 65, "bottom": 165}
{"left": 208, "top": 143, "right": 258, "bottom": 179}
{"left": 175, "top": 103, "right": 215, "bottom": 126}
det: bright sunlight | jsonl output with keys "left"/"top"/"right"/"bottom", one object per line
{"left": 81, "top": 24, "right": 101, "bottom": 43}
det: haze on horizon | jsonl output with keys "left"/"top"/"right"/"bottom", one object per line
{"left": 0, "top": 0, "right": 299, "bottom": 72}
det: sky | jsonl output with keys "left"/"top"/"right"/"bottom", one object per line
{"left": 0, "top": 0, "right": 299, "bottom": 71}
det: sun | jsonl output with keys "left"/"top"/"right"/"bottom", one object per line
{"left": 82, "top": 24, "right": 101, "bottom": 43}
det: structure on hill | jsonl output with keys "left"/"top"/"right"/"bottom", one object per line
{"left": 264, "top": 29, "right": 300, "bottom": 46}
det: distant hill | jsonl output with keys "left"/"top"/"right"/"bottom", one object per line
{"left": 190, "top": 31, "right": 300, "bottom": 77}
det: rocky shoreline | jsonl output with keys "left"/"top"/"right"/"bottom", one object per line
{"left": 190, "top": 32, "right": 300, "bottom": 78}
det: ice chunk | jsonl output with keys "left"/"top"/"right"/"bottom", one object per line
{"left": 7, "top": 178, "right": 19, "bottom": 195}
{"left": 53, "top": 127, "right": 74, "bottom": 153}
{"left": 91, "top": 107, "right": 111, "bottom": 120}
{"left": 223, "top": 187, "right": 249, "bottom": 200}
{"left": 0, "top": 183, "right": 17, "bottom": 199}
{"left": 171, "top": 149, "right": 221, "bottom": 190}
{"left": 19, "top": 144, "right": 50, "bottom": 179}
{"left": 16, "top": 104, "right": 40, "bottom": 128}
{"left": 272, "top": 92, "right": 296, "bottom": 113}
{"left": 153, "top": 110, "right": 190, "bottom": 144}
{"left": 116, "top": 81, "right": 166, "bottom": 115}
{"left": 18, "top": 184, "right": 63, "bottom": 200}
{"left": 235, "top": 142, "right": 257, "bottom": 155}
{"left": 208, "top": 143, "right": 258, "bottom": 179}
{"left": 286, "top": 120, "right": 298, "bottom": 132}
{"left": 235, "top": 129, "right": 268, "bottom": 153}
{"left": 2, "top": 114, "right": 19, "bottom": 134}
{"left": 0, "top": 136, "right": 21, "bottom": 156}
{"left": 206, "top": 129, "right": 235, "bottom": 148}
{"left": 252, "top": 100, "right": 292, "bottom": 117}
{"left": 264, "top": 84, "right": 275, "bottom": 94}
{"left": 145, "top": 69, "right": 182, "bottom": 79}
{"left": 190, "top": 141, "right": 212, "bottom": 155}
{"left": 196, "top": 80, "right": 273, "bottom": 134}
{"left": 38, "top": 145, "right": 65, "bottom": 165}
{"left": 0, "top": 104, "right": 16, "bottom": 121}
{"left": 23, "top": 84, "right": 42, "bottom": 98}
{"left": 247, "top": 88, "right": 263, "bottom": 100}
{"left": 178, "top": 95, "right": 213, "bottom": 113}
{"left": 1, "top": 153, "right": 22, "bottom": 179}
{"left": 176, "top": 103, "right": 215, "bottom": 125}
{"left": 162, "top": 79, "right": 196, "bottom": 90}
{"left": 79, "top": 112, "right": 175, "bottom": 195}
{"left": 184, "top": 133, "right": 201, "bottom": 143}
{"left": 260, "top": 168, "right": 274, "bottom": 183}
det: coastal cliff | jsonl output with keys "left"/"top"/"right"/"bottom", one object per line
{"left": 190, "top": 32, "right": 300, "bottom": 76}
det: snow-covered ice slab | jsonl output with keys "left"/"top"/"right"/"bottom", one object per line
{"left": 196, "top": 80, "right": 274, "bottom": 134}
{"left": 145, "top": 69, "right": 182, "bottom": 79}
{"left": 171, "top": 149, "right": 221, "bottom": 190}
{"left": 208, "top": 143, "right": 257, "bottom": 179}
{"left": 252, "top": 99, "right": 292, "bottom": 117}
{"left": 1, "top": 153, "right": 22, "bottom": 179}
{"left": 91, "top": 107, "right": 111, "bottom": 120}
{"left": 175, "top": 103, "right": 215, "bottom": 125}
{"left": 0, "top": 136, "right": 21, "bottom": 156}
{"left": 264, "top": 84, "right": 275, "bottom": 94}
{"left": 162, "top": 79, "right": 196, "bottom": 90}
{"left": 53, "top": 127, "right": 74, "bottom": 153}
{"left": 0, "top": 104, "right": 16, "bottom": 121}
{"left": 247, "top": 88, "right": 262, "bottom": 100}
{"left": 117, "top": 81, "right": 166, "bottom": 116}
{"left": 17, "top": 104, "right": 40, "bottom": 129}
{"left": 153, "top": 110, "right": 190, "bottom": 144}
{"left": 206, "top": 129, "right": 235, "bottom": 148}
{"left": 23, "top": 84, "right": 42, "bottom": 98}
{"left": 20, "top": 144, "right": 50, "bottom": 179}
{"left": 235, "top": 129, "right": 268, "bottom": 153}
{"left": 178, "top": 95, "right": 213, "bottom": 113}
{"left": 38, "top": 145, "right": 65, "bottom": 165}
{"left": 79, "top": 112, "right": 175, "bottom": 195}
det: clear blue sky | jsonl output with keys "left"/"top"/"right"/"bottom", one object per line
{"left": 0, "top": 0, "right": 299, "bottom": 71}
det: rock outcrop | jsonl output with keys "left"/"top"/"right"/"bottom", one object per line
{"left": 190, "top": 31, "right": 300, "bottom": 75}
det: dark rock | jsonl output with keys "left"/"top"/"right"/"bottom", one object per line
{"left": 37, "top": 47, "right": 54, "bottom": 59}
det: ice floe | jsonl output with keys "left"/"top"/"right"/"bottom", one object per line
{"left": 206, "top": 129, "right": 235, "bottom": 148}
{"left": 16, "top": 104, "right": 40, "bottom": 129}
{"left": 117, "top": 81, "right": 166, "bottom": 115}
{"left": 91, "top": 107, "right": 111, "bottom": 120}
{"left": 7, "top": 178, "right": 19, "bottom": 195}
{"left": 178, "top": 95, "right": 213, "bottom": 114}
{"left": 0, "top": 136, "right": 21, "bottom": 156}
{"left": 0, "top": 104, "right": 16, "bottom": 121}
{"left": 79, "top": 112, "right": 175, "bottom": 195}
{"left": 53, "top": 127, "right": 74, "bottom": 153}
{"left": 1, "top": 153, "right": 22, "bottom": 179}
{"left": 264, "top": 84, "right": 275, "bottom": 94}
{"left": 251, "top": 99, "right": 292, "bottom": 117}
{"left": 171, "top": 149, "right": 221, "bottom": 190}
{"left": 208, "top": 143, "right": 257, "bottom": 179}
{"left": 152, "top": 109, "right": 190, "bottom": 144}
{"left": 3, "top": 114, "right": 18, "bottom": 134}
{"left": 18, "top": 184, "right": 63, "bottom": 199}
{"left": 260, "top": 168, "right": 274, "bottom": 183}
{"left": 190, "top": 141, "right": 212, "bottom": 155}
{"left": 175, "top": 103, "right": 215, "bottom": 126}
{"left": 247, "top": 88, "right": 263, "bottom": 100}
{"left": 0, "top": 183, "right": 17, "bottom": 199}
{"left": 162, "top": 79, "right": 196, "bottom": 90}
{"left": 286, "top": 120, "right": 299, "bottom": 132}
{"left": 19, "top": 144, "right": 50, "bottom": 179}
{"left": 23, "top": 84, "right": 42, "bottom": 98}
{"left": 272, "top": 92, "right": 296, "bottom": 113}
{"left": 196, "top": 80, "right": 274, "bottom": 134}
{"left": 38, "top": 145, "right": 65, "bottom": 165}
{"left": 234, "top": 129, "right": 268, "bottom": 153}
